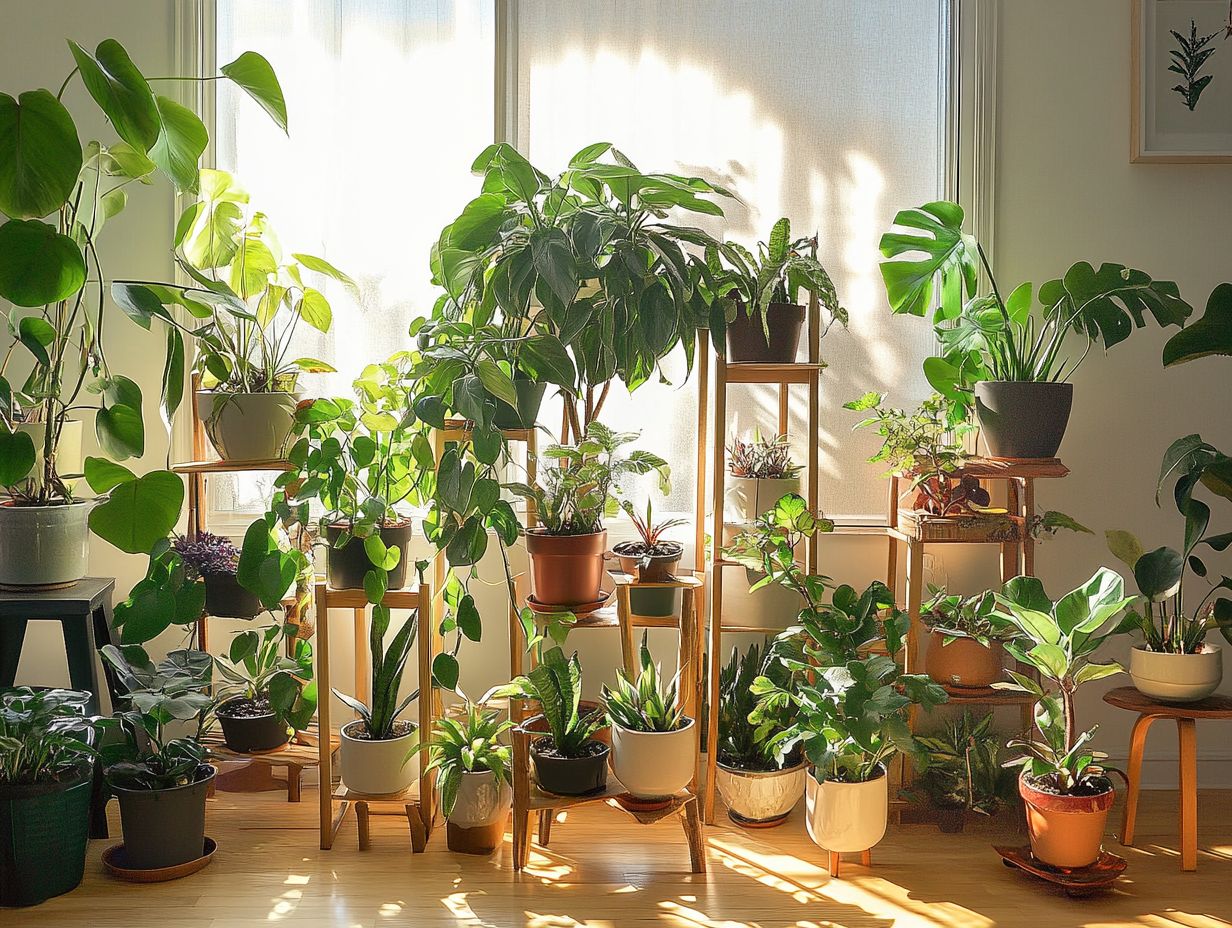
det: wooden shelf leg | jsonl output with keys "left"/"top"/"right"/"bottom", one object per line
{"left": 828, "top": 851, "right": 841, "bottom": 879}
{"left": 1121, "top": 712, "right": 1159, "bottom": 846}
{"left": 1179, "top": 718, "right": 1198, "bottom": 870}
{"left": 316, "top": 582, "right": 334, "bottom": 850}
{"left": 538, "top": 809, "right": 554, "bottom": 846}
{"left": 860, "top": 848, "right": 872, "bottom": 868}
{"left": 903, "top": 539, "right": 925, "bottom": 786}
{"left": 288, "top": 765, "right": 301, "bottom": 803}
{"left": 356, "top": 801, "right": 371, "bottom": 851}
{"left": 407, "top": 803, "right": 428, "bottom": 854}
{"left": 705, "top": 576, "right": 723, "bottom": 825}
{"left": 513, "top": 809, "right": 531, "bottom": 871}
{"left": 682, "top": 797, "right": 706, "bottom": 873}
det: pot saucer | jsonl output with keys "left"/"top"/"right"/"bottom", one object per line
{"left": 994, "top": 844, "right": 1126, "bottom": 896}
{"left": 103, "top": 837, "right": 217, "bottom": 882}
{"left": 526, "top": 592, "right": 612, "bottom": 616}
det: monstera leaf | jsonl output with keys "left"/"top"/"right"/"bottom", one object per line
{"left": 1039, "top": 262, "right": 1191, "bottom": 350}
{"left": 1163, "top": 283, "right": 1232, "bottom": 366}
{"left": 878, "top": 201, "right": 978, "bottom": 320}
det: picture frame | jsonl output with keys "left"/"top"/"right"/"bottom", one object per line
{"left": 1132, "top": 0, "right": 1232, "bottom": 162}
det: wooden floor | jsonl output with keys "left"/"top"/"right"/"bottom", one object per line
{"left": 14, "top": 787, "right": 1232, "bottom": 927}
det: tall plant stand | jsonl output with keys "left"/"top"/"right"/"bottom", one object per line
{"left": 313, "top": 581, "right": 438, "bottom": 851}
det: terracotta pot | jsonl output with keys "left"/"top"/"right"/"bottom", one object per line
{"left": 805, "top": 767, "right": 888, "bottom": 853}
{"left": 974, "top": 381, "right": 1072, "bottom": 459}
{"left": 715, "top": 760, "right": 805, "bottom": 826}
{"left": 610, "top": 718, "right": 696, "bottom": 799}
{"left": 726, "top": 301, "right": 804, "bottom": 363}
{"left": 924, "top": 630, "right": 1006, "bottom": 688}
{"left": 525, "top": 528, "right": 607, "bottom": 606}
{"left": 1019, "top": 774, "right": 1114, "bottom": 868}
{"left": 1129, "top": 644, "right": 1222, "bottom": 703}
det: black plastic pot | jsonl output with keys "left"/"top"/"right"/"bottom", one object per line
{"left": 726, "top": 301, "right": 804, "bottom": 363}
{"left": 936, "top": 806, "right": 966, "bottom": 833}
{"left": 110, "top": 765, "right": 215, "bottom": 870}
{"left": 974, "top": 381, "right": 1073, "bottom": 459}
{"left": 0, "top": 771, "right": 92, "bottom": 907}
{"left": 216, "top": 698, "right": 290, "bottom": 753}
{"left": 614, "top": 541, "right": 683, "bottom": 618}
{"left": 324, "top": 521, "right": 412, "bottom": 591}
{"left": 204, "top": 573, "right": 264, "bottom": 619}
{"left": 493, "top": 377, "right": 547, "bottom": 430}
{"left": 530, "top": 738, "right": 609, "bottom": 796}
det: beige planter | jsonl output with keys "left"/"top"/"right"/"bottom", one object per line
{"left": 724, "top": 475, "right": 801, "bottom": 524}
{"left": 1129, "top": 644, "right": 1222, "bottom": 703}
{"left": 610, "top": 719, "right": 696, "bottom": 799}
{"left": 805, "top": 768, "right": 888, "bottom": 853}
{"left": 715, "top": 760, "right": 805, "bottom": 826}
{"left": 197, "top": 390, "right": 298, "bottom": 461}
{"left": 17, "top": 419, "right": 82, "bottom": 492}
{"left": 339, "top": 720, "right": 419, "bottom": 796}
{"left": 449, "top": 769, "right": 512, "bottom": 829}
{"left": 0, "top": 499, "right": 91, "bottom": 589}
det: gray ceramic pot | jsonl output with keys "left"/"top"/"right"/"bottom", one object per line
{"left": 197, "top": 390, "right": 298, "bottom": 461}
{"left": 0, "top": 500, "right": 91, "bottom": 589}
{"left": 974, "top": 381, "right": 1073, "bottom": 459}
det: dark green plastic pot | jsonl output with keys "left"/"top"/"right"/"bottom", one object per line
{"left": 111, "top": 765, "right": 215, "bottom": 870}
{"left": 204, "top": 573, "right": 264, "bottom": 619}
{"left": 530, "top": 738, "right": 609, "bottom": 796}
{"left": 324, "top": 521, "right": 412, "bottom": 590}
{"left": 493, "top": 377, "right": 547, "bottom": 430}
{"left": 0, "top": 771, "right": 92, "bottom": 907}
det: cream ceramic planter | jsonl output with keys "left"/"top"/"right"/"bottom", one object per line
{"left": 805, "top": 768, "right": 888, "bottom": 853}
{"left": 610, "top": 719, "right": 696, "bottom": 799}
{"left": 724, "top": 475, "right": 801, "bottom": 525}
{"left": 197, "top": 390, "right": 299, "bottom": 461}
{"left": 715, "top": 760, "right": 805, "bottom": 825}
{"left": 0, "top": 500, "right": 91, "bottom": 589}
{"left": 1129, "top": 644, "right": 1222, "bottom": 703}
{"left": 339, "top": 721, "right": 419, "bottom": 796}
{"left": 449, "top": 770, "right": 512, "bottom": 829}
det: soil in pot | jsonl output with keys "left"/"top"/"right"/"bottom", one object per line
{"left": 0, "top": 770, "right": 92, "bottom": 907}
{"left": 325, "top": 520, "right": 413, "bottom": 591}
{"left": 526, "top": 528, "right": 607, "bottom": 606}
{"left": 1019, "top": 773, "right": 1114, "bottom": 869}
{"left": 492, "top": 377, "right": 547, "bottom": 430}
{"left": 726, "top": 301, "right": 805, "bottom": 363}
{"left": 924, "top": 631, "right": 1005, "bottom": 689}
{"left": 615, "top": 541, "right": 684, "bottom": 618}
{"left": 0, "top": 499, "right": 91, "bottom": 590}
{"left": 530, "top": 737, "right": 609, "bottom": 796}
{"left": 216, "top": 696, "right": 291, "bottom": 753}
{"left": 974, "top": 381, "right": 1073, "bottom": 459}
{"left": 111, "top": 765, "right": 216, "bottom": 871}
{"left": 204, "top": 572, "right": 264, "bottom": 619}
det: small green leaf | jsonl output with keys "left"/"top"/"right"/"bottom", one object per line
{"left": 0, "top": 219, "right": 86, "bottom": 307}
{"left": 432, "top": 652, "right": 460, "bottom": 691}
{"left": 83, "top": 455, "right": 136, "bottom": 493}
{"left": 220, "top": 51, "right": 288, "bottom": 133}
{"left": 0, "top": 427, "right": 36, "bottom": 485}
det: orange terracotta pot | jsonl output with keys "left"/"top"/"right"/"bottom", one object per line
{"left": 525, "top": 528, "right": 608, "bottom": 606}
{"left": 1019, "top": 775, "right": 1114, "bottom": 868}
{"left": 924, "top": 630, "right": 1005, "bottom": 688}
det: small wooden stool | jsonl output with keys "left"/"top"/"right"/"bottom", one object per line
{"left": 1104, "top": 685, "right": 1232, "bottom": 871}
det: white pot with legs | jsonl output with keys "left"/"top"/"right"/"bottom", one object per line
{"left": 805, "top": 767, "right": 888, "bottom": 853}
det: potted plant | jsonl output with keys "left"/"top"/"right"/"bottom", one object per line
{"left": 0, "top": 41, "right": 283, "bottom": 586}
{"left": 213, "top": 622, "right": 316, "bottom": 753}
{"left": 701, "top": 217, "right": 848, "bottom": 363}
{"left": 508, "top": 421, "right": 669, "bottom": 607}
{"left": 993, "top": 569, "right": 1132, "bottom": 868}
{"left": 0, "top": 688, "right": 95, "bottom": 906}
{"left": 903, "top": 711, "right": 1016, "bottom": 833}
{"left": 425, "top": 704, "right": 512, "bottom": 854}
{"left": 920, "top": 586, "right": 1017, "bottom": 689}
{"left": 612, "top": 498, "right": 687, "bottom": 618}
{"left": 603, "top": 632, "right": 695, "bottom": 806}
{"left": 334, "top": 605, "right": 422, "bottom": 796}
{"left": 496, "top": 646, "right": 608, "bottom": 796}
{"left": 98, "top": 646, "right": 216, "bottom": 871}
{"left": 725, "top": 431, "right": 802, "bottom": 524}
{"left": 172, "top": 532, "right": 264, "bottom": 619}
{"left": 879, "top": 201, "right": 1190, "bottom": 457}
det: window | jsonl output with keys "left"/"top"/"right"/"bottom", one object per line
{"left": 206, "top": 0, "right": 949, "bottom": 524}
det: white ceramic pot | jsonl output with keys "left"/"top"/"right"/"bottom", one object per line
{"left": 339, "top": 720, "right": 419, "bottom": 796}
{"left": 724, "top": 475, "right": 801, "bottom": 525}
{"left": 610, "top": 718, "right": 696, "bottom": 799}
{"left": 805, "top": 767, "right": 888, "bottom": 853}
{"left": 17, "top": 419, "right": 82, "bottom": 492}
{"left": 715, "top": 761, "right": 805, "bottom": 825}
{"left": 1129, "top": 644, "right": 1222, "bottom": 703}
{"left": 448, "top": 770, "right": 513, "bottom": 829}
{"left": 197, "top": 390, "right": 299, "bottom": 461}
{"left": 0, "top": 499, "right": 91, "bottom": 588}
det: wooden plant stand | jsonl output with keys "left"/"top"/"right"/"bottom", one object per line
{"left": 204, "top": 722, "right": 337, "bottom": 803}
{"left": 314, "top": 581, "right": 439, "bottom": 851}
{"left": 827, "top": 849, "right": 873, "bottom": 879}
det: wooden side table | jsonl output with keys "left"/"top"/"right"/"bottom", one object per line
{"left": 1104, "top": 685, "right": 1232, "bottom": 871}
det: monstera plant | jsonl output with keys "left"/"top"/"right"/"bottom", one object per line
{"left": 0, "top": 38, "right": 286, "bottom": 587}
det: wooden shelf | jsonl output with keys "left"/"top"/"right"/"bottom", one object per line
{"left": 723, "top": 361, "right": 826, "bottom": 384}
{"left": 938, "top": 684, "right": 1037, "bottom": 706}
{"left": 953, "top": 456, "right": 1069, "bottom": 480}
{"left": 526, "top": 777, "right": 691, "bottom": 822}
{"left": 172, "top": 458, "right": 292, "bottom": 475}
{"left": 437, "top": 417, "right": 535, "bottom": 443}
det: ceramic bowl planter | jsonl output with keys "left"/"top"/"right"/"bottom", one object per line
{"left": 924, "top": 631, "right": 1006, "bottom": 689}
{"left": 339, "top": 720, "right": 419, "bottom": 796}
{"left": 215, "top": 697, "right": 290, "bottom": 753}
{"left": 726, "top": 301, "right": 804, "bottom": 363}
{"left": 805, "top": 767, "right": 889, "bottom": 853}
{"left": 974, "top": 381, "right": 1073, "bottom": 459}
{"left": 0, "top": 499, "right": 91, "bottom": 589}
{"left": 714, "top": 761, "right": 806, "bottom": 826}
{"left": 614, "top": 540, "right": 684, "bottom": 618}
{"left": 1129, "top": 644, "right": 1223, "bottom": 703}
{"left": 1019, "top": 774, "right": 1114, "bottom": 868}
{"left": 111, "top": 765, "right": 216, "bottom": 870}
{"left": 525, "top": 529, "right": 608, "bottom": 607}
{"left": 610, "top": 718, "right": 696, "bottom": 800}
{"left": 492, "top": 377, "right": 547, "bottom": 430}
{"left": 530, "top": 738, "right": 610, "bottom": 796}
{"left": 203, "top": 573, "right": 264, "bottom": 619}
{"left": 197, "top": 390, "right": 299, "bottom": 462}
{"left": 446, "top": 770, "right": 513, "bottom": 855}
{"left": 0, "top": 770, "right": 92, "bottom": 906}
{"left": 324, "top": 520, "right": 413, "bottom": 591}
{"left": 724, "top": 475, "right": 801, "bottom": 525}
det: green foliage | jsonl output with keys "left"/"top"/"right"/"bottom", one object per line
{"left": 214, "top": 622, "right": 317, "bottom": 732}
{"left": 1164, "top": 284, "right": 1232, "bottom": 366}
{"left": 726, "top": 430, "right": 801, "bottom": 479}
{"left": 0, "top": 687, "right": 95, "bottom": 785}
{"left": 332, "top": 605, "right": 420, "bottom": 740}
{"left": 921, "top": 586, "right": 1016, "bottom": 648}
{"left": 905, "top": 711, "right": 1016, "bottom": 814}
{"left": 425, "top": 704, "right": 512, "bottom": 819}
{"left": 619, "top": 497, "right": 687, "bottom": 556}
{"left": 1169, "top": 20, "right": 1219, "bottom": 111}
{"left": 602, "top": 632, "right": 689, "bottom": 733}
{"left": 713, "top": 638, "right": 803, "bottom": 772}
{"left": 492, "top": 646, "right": 603, "bottom": 758}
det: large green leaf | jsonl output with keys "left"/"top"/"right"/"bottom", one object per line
{"left": 68, "top": 39, "right": 160, "bottom": 152}
{"left": 219, "top": 51, "right": 288, "bottom": 133}
{"left": 0, "top": 90, "right": 82, "bottom": 219}
{"left": 1163, "top": 283, "right": 1232, "bottom": 366}
{"left": 878, "top": 201, "right": 977, "bottom": 319}
{"left": 83, "top": 455, "right": 136, "bottom": 493}
{"left": 1133, "top": 546, "right": 1184, "bottom": 602}
{"left": 0, "top": 427, "right": 36, "bottom": 485}
{"left": 0, "top": 219, "right": 86, "bottom": 306}
{"left": 149, "top": 95, "right": 208, "bottom": 193}
{"left": 1039, "top": 262, "right": 1191, "bottom": 350}
{"left": 520, "top": 334, "right": 576, "bottom": 390}
{"left": 443, "top": 192, "right": 508, "bottom": 251}
{"left": 95, "top": 400, "right": 144, "bottom": 460}
{"left": 89, "top": 469, "right": 184, "bottom": 554}
{"left": 530, "top": 227, "right": 577, "bottom": 306}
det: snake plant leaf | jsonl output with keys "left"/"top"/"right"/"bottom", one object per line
{"left": 68, "top": 39, "right": 160, "bottom": 152}
{"left": 219, "top": 51, "right": 288, "bottom": 133}
{"left": 0, "top": 219, "right": 86, "bottom": 307}
{"left": 1039, "top": 262, "right": 1191, "bottom": 350}
{"left": 1163, "top": 283, "right": 1232, "bottom": 366}
{"left": 0, "top": 90, "right": 82, "bottom": 218}
{"left": 878, "top": 201, "right": 977, "bottom": 319}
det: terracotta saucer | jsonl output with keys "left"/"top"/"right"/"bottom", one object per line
{"left": 728, "top": 809, "right": 789, "bottom": 829}
{"left": 614, "top": 793, "right": 673, "bottom": 813}
{"left": 526, "top": 592, "right": 612, "bottom": 616}
{"left": 994, "top": 844, "right": 1126, "bottom": 896}
{"left": 103, "top": 837, "right": 217, "bottom": 883}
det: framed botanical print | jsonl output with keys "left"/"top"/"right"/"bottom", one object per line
{"left": 1133, "top": 0, "right": 1232, "bottom": 162}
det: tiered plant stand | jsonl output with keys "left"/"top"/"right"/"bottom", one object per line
{"left": 509, "top": 572, "right": 706, "bottom": 873}
{"left": 203, "top": 721, "right": 337, "bottom": 802}
{"left": 313, "top": 581, "right": 439, "bottom": 851}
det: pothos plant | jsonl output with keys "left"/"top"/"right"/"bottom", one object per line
{"left": 214, "top": 622, "right": 317, "bottom": 733}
